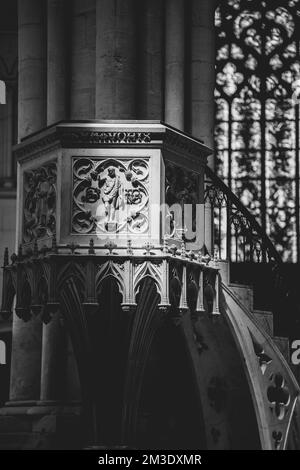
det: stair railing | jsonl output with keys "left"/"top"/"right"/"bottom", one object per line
{"left": 204, "top": 165, "right": 282, "bottom": 267}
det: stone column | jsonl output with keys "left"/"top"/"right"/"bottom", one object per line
{"left": 95, "top": 0, "right": 137, "bottom": 119}
{"left": 0, "top": 86, "right": 14, "bottom": 185}
{"left": 9, "top": 0, "right": 45, "bottom": 403}
{"left": 47, "top": 0, "right": 68, "bottom": 124}
{"left": 65, "top": 334, "right": 81, "bottom": 402}
{"left": 41, "top": 0, "right": 68, "bottom": 403}
{"left": 40, "top": 313, "right": 66, "bottom": 403}
{"left": 165, "top": 0, "right": 185, "bottom": 130}
{"left": 70, "top": 0, "right": 96, "bottom": 119}
{"left": 9, "top": 314, "right": 42, "bottom": 402}
{"left": 9, "top": 0, "right": 46, "bottom": 405}
{"left": 18, "top": 0, "right": 46, "bottom": 140}
{"left": 137, "top": 0, "right": 164, "bottom": 120}
{"left": 190, "top": 0, "right": 217, "bottom": 166}
{"left": 190, "top": 0, "right": 217, "bottom": 254}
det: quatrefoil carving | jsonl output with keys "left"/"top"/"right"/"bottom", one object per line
{"left": 267, "top": 373, "right": 290, "bottom": 420}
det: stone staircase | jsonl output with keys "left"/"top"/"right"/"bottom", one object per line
{"left": 219, "top": 260, "right": 290, "bottom": 363}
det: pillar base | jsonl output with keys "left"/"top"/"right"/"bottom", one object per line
{"left": 0, "top": 402, "right": 83, "bottom": 449}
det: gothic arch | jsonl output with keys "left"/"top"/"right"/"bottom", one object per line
{"left": 121, "top": 278, "right": 163, "bottom": 445}
{"left": 136, "top": 318, "right": 208, "bottom": 449}
{"left": 59, "top": 278, "right": 94, "bottom": 444}
{"left": 123, "top": 275, "right": 261, "bottom": 449}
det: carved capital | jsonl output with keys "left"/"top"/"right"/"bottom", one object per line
{"left": 42, "top": 302, "right": 60, "bottom": 324}
{"left": 15, "top": 306, "right": 31, "bottom": 322}
{"left": 31, "top": 304, "right": 43, "bottom": 317}
{"left": 121, "top": 303, "right": 137, "bottom": 314}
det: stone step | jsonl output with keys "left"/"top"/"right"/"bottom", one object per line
{"left": 221, "top": 260, "right": 292, "bottom": 370}
{"left": 228, "top": 283, "right": 254, "bottom": 312}
{"left": 253, "top": 310, "right": 274, "bottom": 337}
{"left": 274, "top": 336, "right": 290, "bottom": 363}
{"left": 219, "top": 261, "right": 254, "bottom": 311}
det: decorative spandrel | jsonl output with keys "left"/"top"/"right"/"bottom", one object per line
{"left": 23, "top": 162, "right": 57, "bottom": 242}
{"left": 215, "top": 0, "right": 300, "bottom": 261}
{"left": 72, "top": 157, "right": 149, "bottom": 235}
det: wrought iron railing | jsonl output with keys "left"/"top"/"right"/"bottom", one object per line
{"left": 204, "top": 164, "right": 293, "bottom": 328}
{"left": 204, "top": 165, "right": 282, "bottom": 267}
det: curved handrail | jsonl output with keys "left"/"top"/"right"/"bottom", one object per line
{"left": 204, "top": 165, "right": 282, "bottom": 266}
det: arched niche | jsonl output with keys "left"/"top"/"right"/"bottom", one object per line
{"left": 136, "top": 319, "right": 207, "bottom": 450}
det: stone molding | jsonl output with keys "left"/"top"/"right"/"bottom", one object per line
{"left": 13, "top": 122, "right": 212, "bottom": 167}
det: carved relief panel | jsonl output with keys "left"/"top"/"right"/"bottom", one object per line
{"left": 72, "top": 157, "right": 149, "bottom": 236}
{"left": 165, "top": 162, "right": 201, "bottom": 240}
{"left": 23, "top": 161, "right": 57, "bottom": 243}
{"left": 165, "top": 162, "right": 200, "bottom": 207}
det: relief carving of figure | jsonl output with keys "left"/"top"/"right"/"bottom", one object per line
{"left": 72, "top": 158, "right": 149, "bottom": 235}
{"left": 99, "top": 167, "right": 122, "bottom": 223}
{"left": 23, "top": 164, "right": 56, "bottom": 242}
{"left": 35, "top": 177, "right": 56, "bottom": 225}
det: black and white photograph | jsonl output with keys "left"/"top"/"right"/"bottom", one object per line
{"left": 0, "top": 0, "right": 300, "bottom": 459}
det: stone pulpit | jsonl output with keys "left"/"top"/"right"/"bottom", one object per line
{"left": 17, "top": 121, "right": 211, "bottom": 251}
{"left": 4, "top": 121, "right": 298, "bottom": 451}
{"left": 0, "top": 121, "right": 221, "bottom": 448}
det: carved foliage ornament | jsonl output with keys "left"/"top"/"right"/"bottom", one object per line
{"left": 72, "top": 157, "right": 149, "bottom": 235}
{"left": 23, "top": 161, "right": 57, "bottom": 242}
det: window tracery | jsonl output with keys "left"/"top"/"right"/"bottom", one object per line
{"left": 215, "top": 0, "right": 300, "bottom": 261}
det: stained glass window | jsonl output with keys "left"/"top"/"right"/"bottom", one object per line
{"left": 215, "top": 0, "right": 300, "bottom": 262}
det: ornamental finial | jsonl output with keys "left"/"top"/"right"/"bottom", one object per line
{"left": 163, "top": 236, "right": 168, "bottom": 254}
{"left": 180, "top": 238, "right": 186, "bottom": 258}
{"left": 127, "top": 239, "right": 133, "bottom": 255}
{"left": 214, "top": 247, "right": 219, "bottom": 267}
{"left": 52, "top": 234, "right": 58, "bottom": 253}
